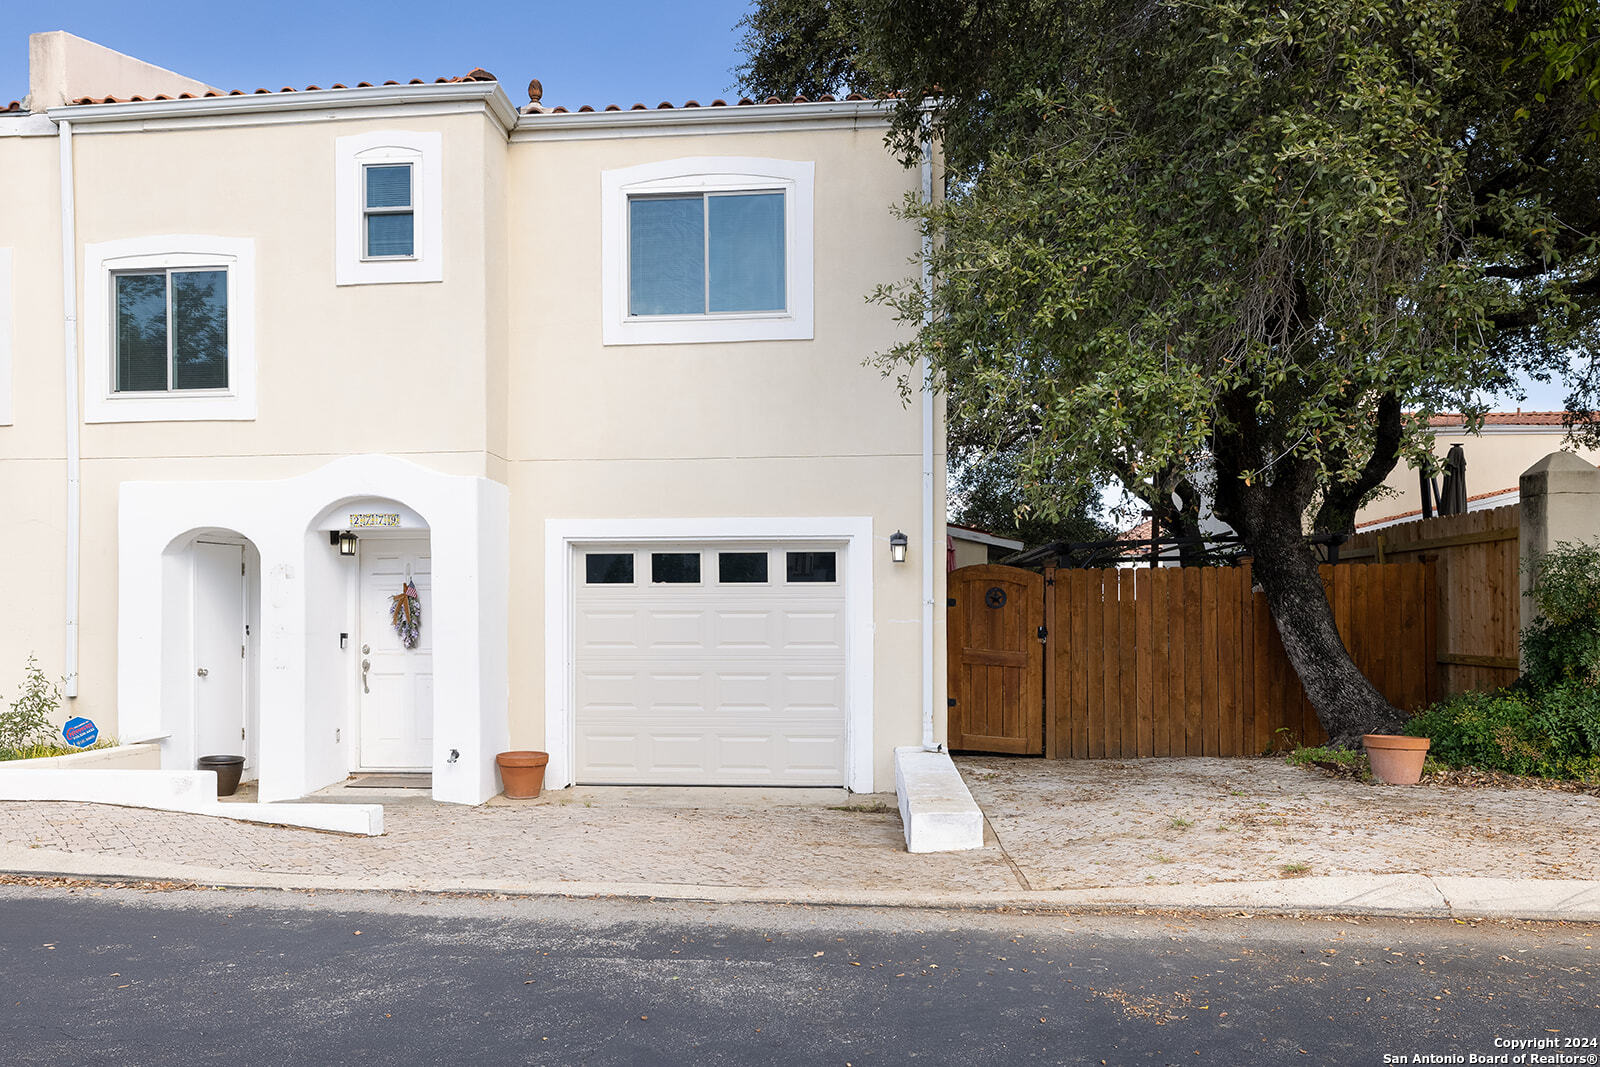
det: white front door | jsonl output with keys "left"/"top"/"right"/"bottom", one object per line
{"left": 358, "top": 536, "right": 433, "bottom": 770}
{"left": 193, "top": 541, "right": 246, "bottom": 759}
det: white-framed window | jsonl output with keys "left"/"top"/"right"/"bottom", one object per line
{"left": 362, "top": 163, "right": 415, "bottom": 259}
{"left": 0, "top": 247, "right": 12, "bottom": 426}
{"left": 335, "top": 131, "right": 443, "bottom": 285}
{"left": 601, "top": 157, "right": 814, "bottom": 345}
{"left": 82, "top": 236, "right": 256, "bottom": 423}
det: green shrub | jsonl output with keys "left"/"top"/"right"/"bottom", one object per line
{"left": 1522, "top": 541, "right": 1600, "bottom": 689}
{"left": 0, "top": 656, "right": 65, "bottom": 752}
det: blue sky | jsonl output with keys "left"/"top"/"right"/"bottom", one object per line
{"left": 3, "top": 1, "right": 756, "bottom": 111}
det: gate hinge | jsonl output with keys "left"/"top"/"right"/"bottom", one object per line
{"left": 946, "top": 597, "right": 956, "bottom": 607}
{"left": 947, "top": 697, "right": 957, "bottom": 708}
{"left": 1037, "top": 625, "right": 1048, "bottom": 641}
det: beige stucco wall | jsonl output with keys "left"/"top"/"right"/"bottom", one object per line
{"left": 0, "top": 128, "right": 70, "bottom": 710}
{"left": 26, "top": 32, "right": 217, "bottom": 112}
{"left": 0, "top": 100, "right": 944, "bottom": 787}
{"left": 1, "top": 110, "right": 506, "bottom": 730}
{"left": 1357, "top": 428, "right": 1600, "bottom": 525}
{"left": 504, "top": 122, "right": 943, "bottom": 788}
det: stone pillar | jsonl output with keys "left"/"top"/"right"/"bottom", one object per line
{"left": 1518, "top": 451, "right": 1600, "bottom": 655}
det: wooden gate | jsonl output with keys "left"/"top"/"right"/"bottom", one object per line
{"left": 947, "top": 564, "right": 1044, "bottom": 754}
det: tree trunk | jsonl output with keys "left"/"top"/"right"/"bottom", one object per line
{"left": 1209, "top": 391, "right": 1407, "bottom": 748}
{"left": 1248, "top": 528, "right": 1408, "bottom": 747}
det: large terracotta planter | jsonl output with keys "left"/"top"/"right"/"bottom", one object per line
{"left": 1362, "top": 734, "right": 1430, "bottom": 785}
{"left": 495, "top": 750, "right": 549, "bottom": 799}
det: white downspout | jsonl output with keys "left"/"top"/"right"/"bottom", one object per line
{"left": 919, "top": 117, "right": 937, "bottom": 752}
{"left": 58, "top": 118, "right": 81, "bottom": 698}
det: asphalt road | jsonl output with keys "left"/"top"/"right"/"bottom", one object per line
{"left": 0, "top": 883, "right": 1595, "bottom": 1066}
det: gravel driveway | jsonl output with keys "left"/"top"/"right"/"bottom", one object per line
{"left": 958, "top": 756, "right": 1600, "bottom": 890}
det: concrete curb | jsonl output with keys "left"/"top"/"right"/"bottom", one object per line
{"left": 2, "top": 848, "right": 1596, "bottom": 922}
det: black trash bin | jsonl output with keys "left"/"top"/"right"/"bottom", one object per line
{"left": 197, "top": 755, "right": 246, "bottom": 797}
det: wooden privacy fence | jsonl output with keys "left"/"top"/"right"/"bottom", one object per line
{"left": 948, "top": 561, "right": 1438, "bottom": 759}
{"left": 1341, "top": 505, "right": 1520, "bottom": 696}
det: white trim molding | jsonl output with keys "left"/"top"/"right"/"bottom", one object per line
{"left": 0, "top": 248, "right": 12, "bottom": 425}
{"left": 544, "top": 516, "right": 874, "bottom": 793}
{"left": 47, "top": 81, "right": 519, "bottom": 135}
{"left": 335, "top": 130, "right": 444, "bottom": 286}
{"left": 82, "top": 235, "right": 256, "bottom": 423}
{"left": 514, "top": 98, "right": 892, "bottom": 142}
{"left": 601, "top": 157, "right": 814, "bottom": 346}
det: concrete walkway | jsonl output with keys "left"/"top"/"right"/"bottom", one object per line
{"left": 0, "top": 758, "right": 1596, "bottom": 922}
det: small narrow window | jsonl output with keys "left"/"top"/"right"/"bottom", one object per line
{"left": 364, "top": 163, "right": 415, "bottom": 258}
{"left": 585, "top": 553, "right": 634, "bottom": 584}
{"left": 718, "top": 552, "right": 769, "bottom": 583}
{"left": 786, "top": 551, "right": 837, "bottom": 583}
{"left": 652, "top": 552, "right": 701, "bottom": 584}
{"left": 113, "top": 269, "right": 229, "bottom": 393}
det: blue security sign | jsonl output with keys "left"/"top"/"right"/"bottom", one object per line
{"left": 62, "top": 717, "right": 98, "bottom": 748}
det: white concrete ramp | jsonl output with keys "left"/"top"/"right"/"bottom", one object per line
{"left": 894, "top": 746, "right": 984, "bottom": 852}
{"left": 0, "top": 768, "right": 383, "bottom": 836}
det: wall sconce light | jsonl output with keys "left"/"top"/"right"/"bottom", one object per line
{"left": 337, "top": 531, "right": 358, "bottom": 557}
{"left": 890, "top": 530, "right": 909, "bottom": 564}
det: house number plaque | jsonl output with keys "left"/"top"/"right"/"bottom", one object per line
{"left": 349, "top": 513, "right": 401, "bottom": 527}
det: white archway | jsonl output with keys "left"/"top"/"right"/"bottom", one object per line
{"left": 117, "top": 456, "right": 510, "bottom": 804}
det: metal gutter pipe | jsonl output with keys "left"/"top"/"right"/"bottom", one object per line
{"left": 58, "top": 118, "right": 80, "bottom": 697}
{"left": 920, "top": 118, "right": 937, "bottom": 752}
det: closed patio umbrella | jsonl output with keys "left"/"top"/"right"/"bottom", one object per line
{"left": 1439, "top": 443, "right": 1468, "bottom": 515}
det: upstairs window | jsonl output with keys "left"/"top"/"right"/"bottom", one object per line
{"left": 363, "top": 164, "right": 415, "bottom": 259}
{"left": 113, "top": 269, "right": 228, "bottom": 392}
{"left": 82, "top": 235, "right": 255, "bottom": 423}
{"left": 601, "top": 157, "right": 814, "bottom": 345}
{"left": 335, "top": 131, "right": 442, "bottom": 285}
{"left": 628, "top": 192, "right": 786, "bottom": 316}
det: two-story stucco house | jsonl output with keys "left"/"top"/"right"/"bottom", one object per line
{"left": 0, "top": 33, "right": 948, "bottom": 806}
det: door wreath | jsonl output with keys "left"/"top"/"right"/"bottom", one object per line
{"left": 390, "top": 579, "right": 421, "bottom": 649}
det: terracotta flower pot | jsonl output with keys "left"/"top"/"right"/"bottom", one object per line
{"left": 495, "top": 750, "right": 550, "bottom": 799}
{"left": 1362, "top": 734, "right": 1430, "bottom": 785}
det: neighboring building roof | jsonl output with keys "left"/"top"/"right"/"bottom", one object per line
{"left": 1119, "top": 518, "right": 1154, "bottom": 541}
{"left": 3, "top": 100, "right": 22, "bottom": 112}
{"left": 1427, "top": 411, "right": 1578, "bottom": 428}
{"left": 1356, "top": 486, "right": 1521, "bottom": 530}
{"left": 946, "top": 523, "right": 1025, "bottom": 551}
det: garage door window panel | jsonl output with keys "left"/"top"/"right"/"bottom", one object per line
{"left": 651, "top": 552, "right": 701, "bottom": 584}
{"left": 585, "top": 552, "right": 634, "bottom": 584}
{"left": 785, "top": 551, "right": 837, "bottom": 583}
{"left": 718, "top": 552, "right": 769, "bottom": 584}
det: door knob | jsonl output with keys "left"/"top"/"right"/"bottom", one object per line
{"left": 196, "top": 667, "right": 209, "bottom": 677}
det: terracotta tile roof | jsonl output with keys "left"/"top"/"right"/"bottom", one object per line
{"left": 1427, "top": 411, "right": 1577, "bottom": 427}
{"left": 58, "top": 72, "right": 880, "bottom": 114}
{"left": 65, "top": 68, "right": 499, "bottom": 106}
{"left": 1356, "top": 486, "right": 1523, "bottom": 529}
{"left": 1119, "top": 518, "right": 1154, "bottom": 541}
{"left": 528, "top": 92, "right": 873, "bottom": 116}
{"left": 3, "top": 100, "right": 23, "bottom": 113}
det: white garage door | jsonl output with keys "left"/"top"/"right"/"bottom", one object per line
{"left": 573, "top": 542, "right": 847, "bottom": 786}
